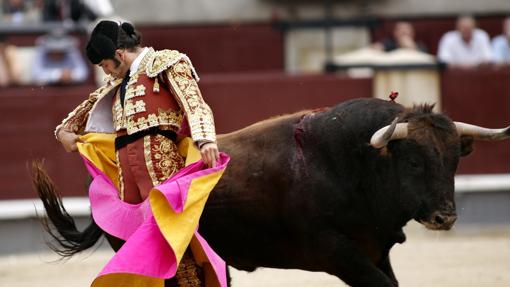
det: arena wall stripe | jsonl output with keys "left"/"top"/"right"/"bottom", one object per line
{"left": 1, "top": 174, "right": 509, "bottom": 220}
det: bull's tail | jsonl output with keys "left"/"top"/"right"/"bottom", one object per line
{"left": 31, "top": 161, "right": 103, "bottom": 257}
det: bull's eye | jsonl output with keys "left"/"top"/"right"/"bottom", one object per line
{"left": 407, "top": 158, "right": 424, "bottom": 173}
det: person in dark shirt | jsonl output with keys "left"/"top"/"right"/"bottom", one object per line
{"left": 375, "top": 21, "right": 428, "bottom": 53}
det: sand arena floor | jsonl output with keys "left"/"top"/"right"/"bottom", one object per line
{"left": 1, "top": 223, "right": 509, "bottom": 287}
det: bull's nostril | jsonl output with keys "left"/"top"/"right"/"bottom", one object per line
{"left": 434, "top": 215, "right": 445, "bottom": 225}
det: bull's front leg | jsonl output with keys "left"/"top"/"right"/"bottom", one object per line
{"left": 317, "top": 231, "right": 397, "bottom": 287}
{"left": 377, "top": 255, "right": 398, "bottom": 286}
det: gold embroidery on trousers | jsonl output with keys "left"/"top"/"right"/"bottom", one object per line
{"left": 175, "top": 251, "right": 203, "bottom": 287}
{"left": 115, "top": 150, "right": 125, "bottom": 200}
{"left": 144, "top": 134, "right": 184, "bottom": 186}
{"left": 143, "top": 136, "right": 159, "bottom": 187}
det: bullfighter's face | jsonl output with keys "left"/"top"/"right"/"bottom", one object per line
{"left": 98, "top": 50, "right": 129, "bottom": 79}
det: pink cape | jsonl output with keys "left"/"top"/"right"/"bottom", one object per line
{"left": 82, "top": 153, "right": 230, "bottom": 287}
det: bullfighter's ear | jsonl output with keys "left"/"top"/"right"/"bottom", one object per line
{"left": 460, "top": 135, "right": 474, "bottom": 157}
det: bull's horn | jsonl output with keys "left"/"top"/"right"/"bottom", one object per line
{"left": 370, "top": 118, "right": 409, "bottom": 149}
{"left": 454, "top": 122, "right": 510, "bottom": 140}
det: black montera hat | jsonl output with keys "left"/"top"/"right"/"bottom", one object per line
{"left": 86, "top": 20, "right": 119, "bottom": 64}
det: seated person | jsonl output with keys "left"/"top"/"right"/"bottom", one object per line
{"left": 0, "top": 34, "right": 21, "bottom": 86}
{"left": 2, "top": 0, "right": 27, "bottom": 24}
{"left": 437, "top": 16, "right": 492, "bottom": 68}
{"left": 42, "top": 0, "right": 110, "bottom": 23}
{"left": 2, "top": 0, "right": 40, "bottom": 24}
{"left": 31, "top": 31, "right": 88, "bottom": 85}
{"left": 375, "top": 21, "right": 427, "bottom": 53}
{"left": 491, "top": 17, "right": 510, "bottom": 64}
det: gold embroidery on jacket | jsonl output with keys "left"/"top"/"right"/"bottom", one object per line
{"left": 127, "top": 74, "right": 139, "bottom": 85}
{"left": 166, "top": 61, "right": 216, "bottom": 143}
{"left": 111, "top": 48, "right": 212, "bottom": 141}
{"left": 136, "top": 117, "right": 148, "bottom": 130}
{"left": 124, "top": 109, "right": 184, "bottom": 135}
{"left": 147, "top": 113, "right": 159, "bottom": 126}
{"left": 124, "top": 100, "right": 147, "bottom": 117}
{"left": 55, "top": 79, "right": 121, "bottom": 137}
{"left": 134, "top": 100, "right": 146, "bottom": 113}
{"left": 124, "top": 102, "right": 135, "bottom": 117}
{"left": 146, "top": 50, "right": 182, "bottom": 77}
{"left": 125, "top": 84, "right": 146, "bottom": 101}
{"left": 112, "top": 93, "right": 125, "bottom": 131}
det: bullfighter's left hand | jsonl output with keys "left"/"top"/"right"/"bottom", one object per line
{"left": 200, "top": 142, "right": 220, "bottom": 168}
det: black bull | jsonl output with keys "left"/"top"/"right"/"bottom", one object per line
{"left": 34, "top": 98, "right": 510, "bottom": 287}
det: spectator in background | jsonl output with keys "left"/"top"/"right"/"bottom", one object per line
{"left": 375, "top": 21, "right": 428, "bottom": 53}
{"left": 491, "top": 17, "right": 510, "bottom": 64}
{"left": 3, "top": 0, "right": 27, "bottom": 24}
{"left": 2, "top": 0, "right": 41, "bottom": 24}
{"left": 32, "top": 30, "right": 88, "bottom": 85}
{"left": 437, "top": 16, "right": 492, "bottom": 68}
{"left": 42, "top": 0, "right": 113, "bottom": 23}
{"left": 0, "top": 34, "right": 21, "bottom": 86}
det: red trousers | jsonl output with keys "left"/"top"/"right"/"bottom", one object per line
{"left": 116, "top": 131, "right": 184, "bottom": 204}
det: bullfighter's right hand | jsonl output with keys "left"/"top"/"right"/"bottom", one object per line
{"left": 57, "top": 129, "right": 83, "bottom": 153}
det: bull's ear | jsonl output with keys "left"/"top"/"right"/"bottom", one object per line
{"left": 460, "top": 135, "right": 474, "bottom": 157}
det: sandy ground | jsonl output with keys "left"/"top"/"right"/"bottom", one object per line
{"left": 1, "top": 223, "right": 509, "bottom": 287}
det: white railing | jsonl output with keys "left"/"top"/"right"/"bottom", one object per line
{"left": 1, "top": 174, "right": 510, "bottom": 220}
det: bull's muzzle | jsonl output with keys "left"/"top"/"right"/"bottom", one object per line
{"left": 420, "top": 211, "right": 457, "bottom": 230}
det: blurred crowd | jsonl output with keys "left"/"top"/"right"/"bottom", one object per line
{"left": 373, "top": 15, "right": 510, "bottom": 68}
{"left": 1, "top": 0, "right": 113, "bottom": 25}
{"left": 1, "top": 0, "right": 510, "bottom": 89}
{"left": 0, "top": 0, "right": 114, "bottom": 87}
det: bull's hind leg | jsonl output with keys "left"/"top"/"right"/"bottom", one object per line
{"left": 317, "top": 231, "right": 397, "bottom": 287}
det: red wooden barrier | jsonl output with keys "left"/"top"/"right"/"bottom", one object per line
{"left": 0, "top": 73, "right": 371, "bottom": 200}
{"left": 441, "top": 68, "right": 510, "bottom": 174}
{"left": 138, "top": 24, "right": 284, "bottom": 74}
{"left": 2, "top": 69, "right": 509, "bottom": 200}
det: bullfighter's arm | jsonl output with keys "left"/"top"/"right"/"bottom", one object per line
{"left": 164, "top": 59, "right": 217, "bottom": 147}
{"left": 54, "top": 95, "right": 97, "bottom": 153}
{"left": 54, "top": 80, "right": 120, "bottom": 139}
{"left": 54, "top": 94, "right": 97, "bottom": 138}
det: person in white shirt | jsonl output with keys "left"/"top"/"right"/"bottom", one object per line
{"left": 437, "top": 16, "right": 492, "bottom": 68}
{"left": 32, "top": 31, "right": 89, "bottom": 85}
{"left": 491, "top": 17, "right": 510, "bottom": 64}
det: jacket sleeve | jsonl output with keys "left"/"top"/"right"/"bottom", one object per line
{"left": 54, "top": 77, "right": 122, "bottom": 139}
{"left": 164, "top": 60, "right": 217, "bottom": 144}
{"left": 54, "top": 94, "right": 97, "bottom": 139}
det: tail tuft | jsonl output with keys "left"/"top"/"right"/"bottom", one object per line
{"left": 31, "top": 161, "right": 102, "bottom": 257}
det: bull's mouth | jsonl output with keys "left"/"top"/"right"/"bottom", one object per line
{"left": 417, "top": 211, "right": 457, "bottom": 231}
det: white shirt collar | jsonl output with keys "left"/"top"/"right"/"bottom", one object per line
{"left": 129, "top": 47, "right": 150, "bottom": 76}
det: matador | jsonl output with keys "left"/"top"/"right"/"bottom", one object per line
{"left": 55, "top": 20, "right": 220, "bottom": 287}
